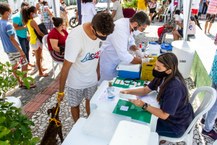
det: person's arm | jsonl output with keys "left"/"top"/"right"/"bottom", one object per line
{"left": 97, "top": 60, "right": 100, "bottom": 81}
{"left": 10, "top": 35, "right": 25, "bottom": 57}
{"left": 176, "top": 21, "right": 183, "bottom": 28}
{"left": 111, "top": 1, "right": 118, "bottom": 19}
{"left": 110, "top": 29, "right": 140, "bottom": 64}
{"left": 121, "top": 85, "right": 152, "bottom": 96}
{"left": 111, "top": 10, "right": 117, "bottom": 19}
{"left": 46, "top": 7, "right": 53, "bottom": 18}
{"left": 92, "top": 4, "right": 97, "bottom": 15}
{"left": 131, "top": 56, "right": 142, "bottom": 64}
{"left": 58, "top": 59, "right": 72, "bottom": 101}
{"left": 13, "top": 23, "right": 27, "bottom": 31}
{"left": 30, "top": 20, "right": 44, "bottom": 37}
{"left": 36, "top": 3, "right": 40, "bottom": 13}
{"left": 129, "top": 99, "right": 170, "bottom": 120}
{"left": 49, "top": 39, "right": 60, "bottom": 52}
{"left": 129, "top": 45, "right": 138, "bottom": 51}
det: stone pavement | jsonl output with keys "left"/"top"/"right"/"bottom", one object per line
{"left": 0, "top": 17, "right": 217, "bottom": 144}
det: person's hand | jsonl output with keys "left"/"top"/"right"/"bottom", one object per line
{"left": 135, "top": 50, "right": 144, "bottom": 58}
{"left": 19, "top": 50, "right": 25, "bottom": 58}
{"left": 57, "top": 92, "right": 64, "bottom": 102}
{"left": 120, "top": 90, "right": 130, "bottom": 94}
{"left": 129, "top": 99, "right": 145, "bottom": 107}
{"left": 27, "top": 36, "right": 30, "bottom": 41}
{"left": 142, "top": 57, "right": 153, "bottom": 63}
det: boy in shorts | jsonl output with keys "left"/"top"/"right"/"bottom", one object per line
{"left": 57, "top": 13, "right": 115, "bottom": 122}
{"left": 0, "top": 2, "right": 35, "bottom": 88}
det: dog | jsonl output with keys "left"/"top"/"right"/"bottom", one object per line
{"left": 40, "top": 103, "right": 64, "bottom": 145}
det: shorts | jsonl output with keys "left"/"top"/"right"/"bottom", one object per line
{"left": 7, "top": 52, "right": 28, "bottom": 66}
{"left": 66, "top": 85, "right": 98, "bottom": 107}
{"left": 149, "top": 8, "right": 156, "bottom": 14}
{"left": 30, "top": 39, "right": 42, "bottom": 50}
{"left": 206, "top": 13, "right": 216, "bottom": 23}
{"left": 191, "top": 9, "right": 198, "bottom": 15}
{"left": 44, "top": 21, "right": 54, "bottom": 30}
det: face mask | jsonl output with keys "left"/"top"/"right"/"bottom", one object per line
{"left": 131, "top": 26, "right": 138, "bottom": 32}
{"left": 152, "top": 69, "right": 169, "bottom": 78}
{"left": 33, "top": 13, "right": 38, "bottom": 18}
{"left": 9, "top": 14, "right": 12, "bottom": 19}
{"left": 133, "top": 26, "right": 138, "bottom": 31}
{"left": 93, "top": 26, "right": 107, "bottom": 40}
{"left": 7, "top": 12, "right": 12, "bottom": 19}
{"left": 95, "top": 33, "right": 107, "bottom": 40}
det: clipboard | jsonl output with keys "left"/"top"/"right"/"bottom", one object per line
{"left": 112, "top": 99, "right": 151, "bottom": 123}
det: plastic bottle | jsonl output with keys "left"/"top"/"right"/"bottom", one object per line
{"left": 141, "top": 42, "right": 145, "bottom": 52}
{"left": 107, "top": 82, "right": 115, "bottom": 100}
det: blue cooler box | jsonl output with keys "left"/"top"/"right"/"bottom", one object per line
{"left": 116, "top": 64, "right": 141, "bottom": 79}
{"left": 160, "top": 43, "right": 173, "bottom": 53}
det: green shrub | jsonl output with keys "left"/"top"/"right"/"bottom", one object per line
{"left": 0, "top": 101, "right": 39, "bottom": 145}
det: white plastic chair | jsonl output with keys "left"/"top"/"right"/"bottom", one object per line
{"left": 159, "top": 86, "right": 216, "bottom": 145}
{"left": 42, "top": 35, "right": 62, "bottom": 78}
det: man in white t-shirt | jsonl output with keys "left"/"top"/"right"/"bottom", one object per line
{"left": 99, "top": 11, "right": 150, "bottom": 83}
{"left": 57, "top": 13, "right": 115, "bottom": 122}
{"left": 111, "top": 0, "right": 124, "bottom": 21}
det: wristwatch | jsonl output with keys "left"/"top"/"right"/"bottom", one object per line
{"left": 142, "top": 103, "right": 149, "bottom": 110}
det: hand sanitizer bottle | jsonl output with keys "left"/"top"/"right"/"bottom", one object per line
{"left": 107, "top": 82, "right": 115, "bottom": 100}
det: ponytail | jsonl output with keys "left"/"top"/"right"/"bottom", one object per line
{"left": 21, "top": 6, "right": 36, "bottom": 24}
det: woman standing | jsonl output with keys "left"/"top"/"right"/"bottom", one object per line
{"left": 121, "top": 53, "right": 194, "bottom": 138}
{"left": 22, "top": 6, "right": 48, "bottom": 77}
{"left": 47, "top": 17, "right": 68, "bottom": 62}
{"left": 81, "top": 0, "right": 97, "bottom": 24}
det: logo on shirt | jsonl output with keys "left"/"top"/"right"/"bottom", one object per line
{"left": 80, "top": 51, "right": 100, "bottom": 63}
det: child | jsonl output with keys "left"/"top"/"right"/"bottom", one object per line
{"left": 21, "top": 6, "right": 48, "bottom": 77}
{"left": 0, "top": 2, "right": 35, "bottom": 88}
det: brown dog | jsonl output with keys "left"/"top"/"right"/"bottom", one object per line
{"left": 40, "top": 103, "right": 64, "bottom": 145}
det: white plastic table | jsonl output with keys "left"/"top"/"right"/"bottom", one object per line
{"left": 62, "top": 118, "right": 159, "bottom": 145}
{"left": 90, "top": 80, "right": 160, "bottom": 132}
